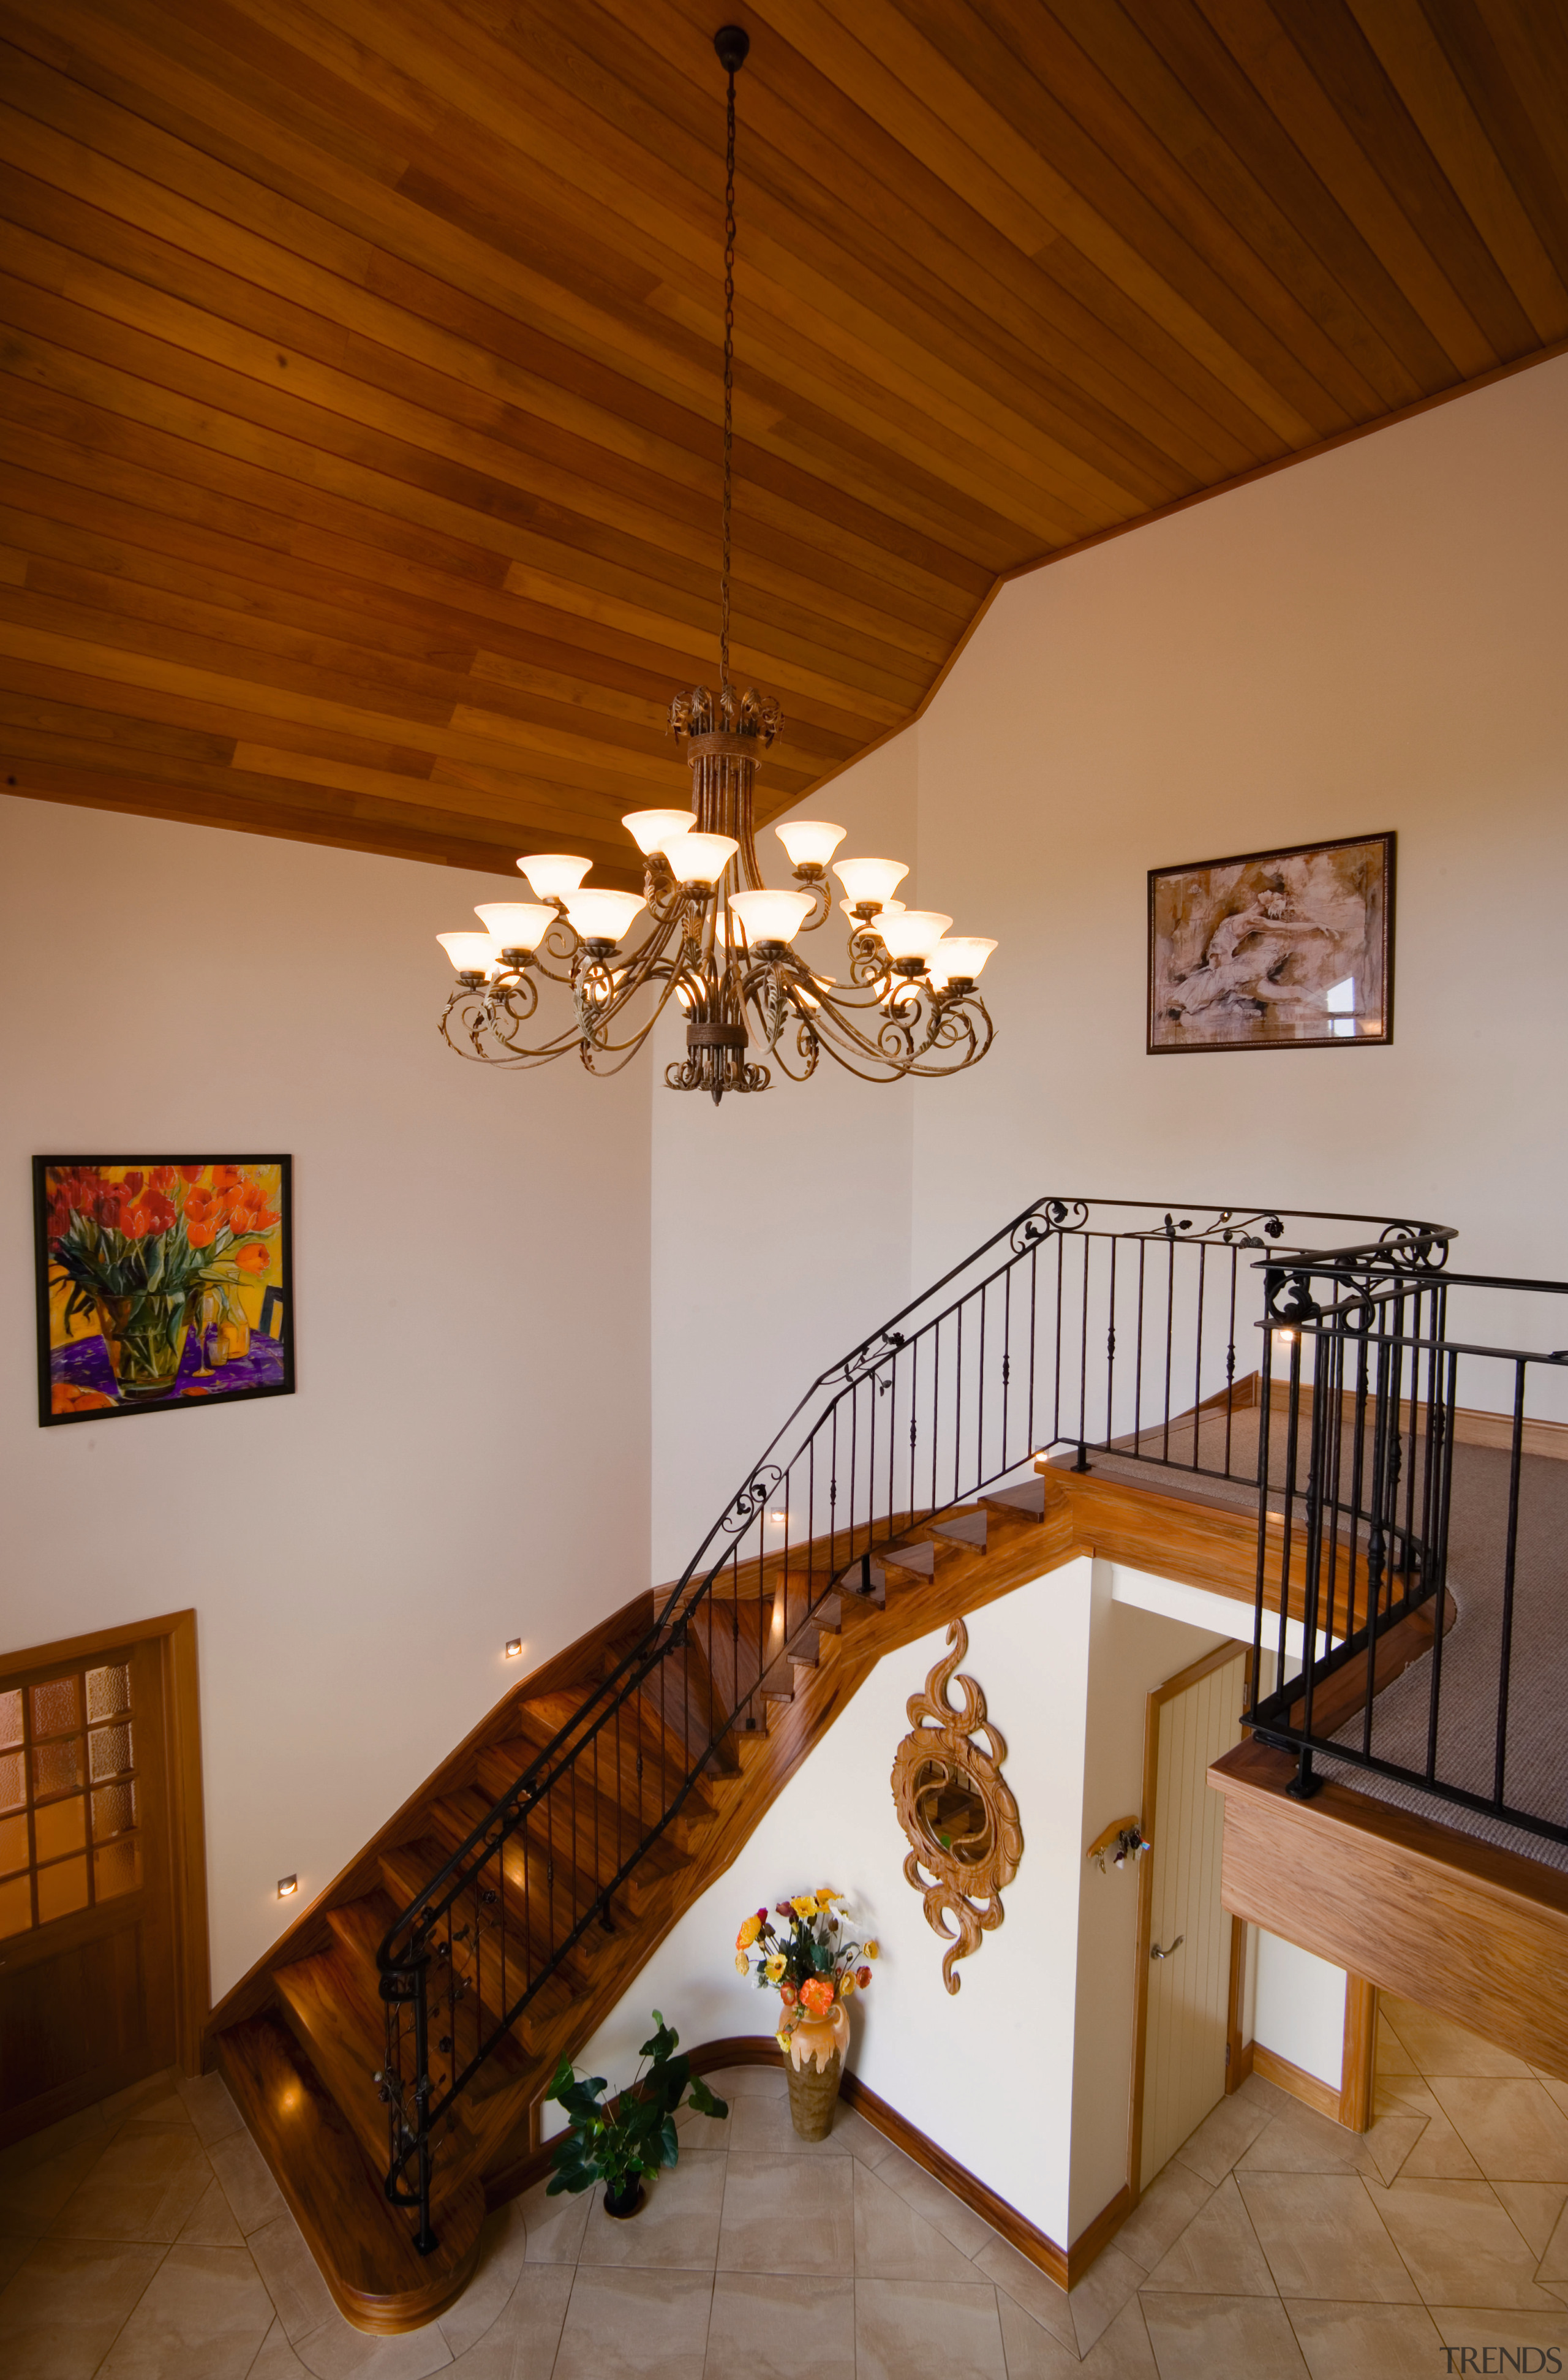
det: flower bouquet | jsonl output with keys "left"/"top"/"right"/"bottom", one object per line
{"left": 734, "top": 1889, "right": 878, "bottom": 2140}
{"left": 45, "top": 1164, "right": 279, "bottom": 1406}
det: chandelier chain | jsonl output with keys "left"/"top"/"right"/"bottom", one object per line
{"left": 721, "top": 59, "right": 736, "bottom": 692}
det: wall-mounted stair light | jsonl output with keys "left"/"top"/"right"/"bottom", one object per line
{"left": 277, "top": 1874, "right": 298, "bottom": 1899}
{"left": 505, "top": 1639, "right": 523, "bottom": 1660}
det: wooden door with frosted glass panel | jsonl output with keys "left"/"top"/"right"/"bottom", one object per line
{"left": 0, "top": 1638, "right": 176, "bottom": 2145}
{"left": 1136, "top": 1644, "right": 1250, "bottom": 2193}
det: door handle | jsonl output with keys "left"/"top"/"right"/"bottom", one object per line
{"left": 1151, "top": 1935, "right": 1185, "bottom": 1962}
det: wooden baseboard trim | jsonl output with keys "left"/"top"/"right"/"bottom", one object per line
{"left": 1339, "top": 1979, "right": 1376, "bottom": 2132}
{"left": 486, "top": 2035, "right": 1128, "bottom": 2289}
{"left": 1252, "top": 2042, "right": 1343, "bottom": 2124}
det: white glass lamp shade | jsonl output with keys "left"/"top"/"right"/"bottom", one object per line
{"left": 833, "top": 855, "right": 909, "bottom": 908}
{"left": 564, "top": 888, "right": 646, "bottom": 943}
{"left": 657, "top": 830, "right": 739, "bottom": 885}
{"left": 729, "top": 889, "right": 813, "bottom": 946}
{"left": 437, "top": 931, "right": 499, "bottom": 975}
{"left": 927, "top": 935, "right": 998, "bottom": 986}
{"left": 518, "top": 853, "right": 591, "bottom": 901}
{"left": 774, "top": 818, "right": 846, "bottom": 869}
{"left": 622, "top": 807, "right": 696, "bottom": 855}
{"left": 473, "top": 901, "right": 556, "bottom": 951}
{"left": 876, "top": 909, "right": 952, "bottom": 963}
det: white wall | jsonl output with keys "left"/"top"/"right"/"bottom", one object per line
{"left": 0, "top": 798, "right": 652, "bottom": 1996}
{"left": 804, "top": 357, "right": 1568, "bottom": 1305}
{"left": 560, "top": 1558, "right": 1224, "bottom": 2250}
{"left": 648, "top": 735, "right": 918, "bottom": 1580}
{"left": 1252, "top": 1933, "right": 1347, "bottom": 2092}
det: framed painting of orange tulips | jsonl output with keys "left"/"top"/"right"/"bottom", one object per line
{"left": 33, "top": 1156, "right": 293, "bottom": 1426}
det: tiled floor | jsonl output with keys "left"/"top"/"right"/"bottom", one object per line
{"left": 3, "top": 1998, "right": 1567, "bottom": 2377}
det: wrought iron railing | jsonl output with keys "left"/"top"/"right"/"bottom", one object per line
{"left": 376, "top": 1192, "right": 1452, "bottom": 2248}
{"left": 1248, "top": 1250, "right": 1568, "bottom": 1853}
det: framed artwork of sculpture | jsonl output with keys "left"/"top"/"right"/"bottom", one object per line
{"left": 1147, "top": 832, "right": 1393, "bottom": 1054}
{"left": 34, "top": 1157, "right": 293, "bottom": 1424}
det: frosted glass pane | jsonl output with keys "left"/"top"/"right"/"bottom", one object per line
{"left": 0, "top": 1750, "right": 23, "bottom": 1812}
{"left": 35, "top": 1796, "right": 86, "bottom": 1862}
{"left": 33, "top": 1739, "right": 83, "bottom": 1798}
{"left": 94, "top": 1838, "right": 140, "bottom": 1902}
{"left": 89, "top": 1725, "right": 132, "bottom": 1782}
{"left": 0, "top": 1812, "right": 28, "bottom": 1873}
{"left": 37, "top": 1853, "right": 88, "bottom": 1923}
{"left": 86, "top": 1664, "right": 131, "bottom": 1723}
{"left": 92, "top": 1781, "right": 135, "bottom": 1842}
{"left": 31, "top": 1677, "right": 79, "bottom": 1737}
{"left": 0, "top": 1870, "right": 31, "bottom": 1937}
{"left": 0, "top": 1690, "right": 21, "bottom": 1749}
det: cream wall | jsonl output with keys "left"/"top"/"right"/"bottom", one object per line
{"left": 647, "top": 734, "right": 918, "bottom": 1582}
{"left": 786, "top": 355, "right": 1568, "bottom": 1308}
{"left": 559, "top": 1559, "right": 1224, "bottom": 2251}
{"left": 0, "top": 797, "right": 652, "bottom": 1995}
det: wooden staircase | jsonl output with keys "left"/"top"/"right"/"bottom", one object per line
{"left": 205, "top": 1464, "right": 1275, "bottom": 2333}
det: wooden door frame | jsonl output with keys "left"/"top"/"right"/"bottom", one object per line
{"left": 2, "top": 1608, "right": 209, "bottom": 2072}
{"left": 1127, "top": 1639, "right": 1253, "bottom": 2208}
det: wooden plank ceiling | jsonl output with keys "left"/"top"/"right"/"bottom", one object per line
{"left": 2, "top": 0, "right": 1566, "bottom": 888}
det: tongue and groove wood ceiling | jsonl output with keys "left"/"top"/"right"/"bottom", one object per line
{"left": 2, "top": 1, "right": 1566, "bottom": 888}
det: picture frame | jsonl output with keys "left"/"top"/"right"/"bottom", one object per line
{"left": 34, "top": 1156, "right": 294, "bottom": 1426}
{"left": 1147, "top": 833, "right": 1393, "bottom": 1056}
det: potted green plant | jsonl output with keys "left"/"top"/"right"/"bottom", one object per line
{"left": 545, "top": 2013, "right": 728, "bottom": 2218}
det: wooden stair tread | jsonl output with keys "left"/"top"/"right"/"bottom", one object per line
{"left": 377, "top": 1838, "right": 586, "bottom": 2029}
{"left": 512, "top": 1693, "right": 714, "bottom": 1819}
{"left": 215, "top": 2012, "right": 484, "bottom": 2335}
{"left": 272, "top": 1934, "right": 413, "bottom": 2177}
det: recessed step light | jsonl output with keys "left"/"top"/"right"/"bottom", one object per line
{"left": 277, "top": 1875, "right": 298, "bottom": 1899}
{"left": 505, "top": 1639, "right": 523, "bottom": 1660}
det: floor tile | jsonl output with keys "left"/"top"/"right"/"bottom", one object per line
{"left": 1141, "top": 2174, "right": 1276, "bottom": 2297}
{"left": 1369, "top": 2175, "right": 1559, "bottom": 2310}
{"left": 970, "top": 2234, "right": 1076, "bottom": 2354}
{"left": 442, "top": 2262, "right": 571, "bottom": 2379}
{"left": 1069, "top": 2242, "right": 1144, "bottom": 2354}
{"left": 854, "top": 2275, "right": 1006, "bottom": 2380}
{"left": 1429, "top": 2079, "right": 1568, "bottom": 2183}
{"left": 208, "top": 2130, "right": 288, "bottom": 2237}
{"left": 728, "top": 2091, "right": 847, "bottom": 2157}
{"left": 1138, "top": 2290, "right": 1310, "bottom": 2378}
{"left": 1237, "top": 2172, "right": 1415, "bottom": 2302}
{"left": 1360, "top": 2106, "right": 1428, "bottom": 2186}
{"left": 176, "top": 2071, "right": 246, "bottom": 2150}
{"left": 434, "top": 2201, "right": 527, "bottom": 2359}
{"left": 0, "top": 2130, "right": 111, "bottom": 2237}
{"left": 100, "top": 2241, "right": 274, "bottom": 2378}
{"left": 1173, "top": 2091, "right": 1274, "bottom": 2186}
{"left": 824, "top": 2104, "right": 895, "bottom": 2168}
{"left": 577, "top": 2151, "right": 725, "bottom": 2272}
{"left": 50, "top": 2123, "right": 213, "bottom": 2245}
{"left": 294, "top": 2309, "right": 454, "bottom": 2376}
{"left": 699, "top": 2065, "right": 785, "bottom": 2099}
{"left": 1374, "top": 2014, "right": 1419, "bottom": 2076}
{"left": 0, "top": 2236, "right": 166, "bottom": 2379}
{"left": 718, "top": 2154, "right": 853, "bottom": 2275}
{"left": 850, "top": 2158, "right": 975, "bottom": 2280}
{"left": 1379, "top": 2000, "right": 1534, "bottom": 2079}
{"left": 0, "top": 2232, "right": 34, "bottom": 2287}
{"left": 250, "top": 2317, "right": 312, "bottom": 2376}
{"left": 672, "top": 2102, "right": 732, "bottom": 2153}
{"left": 1491, "top": 2181, "right": 1568, "bottom": 2265}
{"left": 993, "top": 2290, "right": 1082, "bottom": 2378}
{"left": 518, "top": 2175, "right": 592, "bottom": 2265}
{"left": 102, "top": 2078, "right": 192, "bottom": 2136}
{"left": 0, "top": 2107, "right": 108, "bottom": 2183}
{"left": 176, "top": 2178, "right": 245, "bottom": 2248}
{"left": 1376, "top": 2080, "right": 1482, "bottom": 2180}
{"left": 1235, "top": 2098, "right": 1374, "bottom": 2177}
{"left": 1114, "top": 2159, "right": 1212, "bottom": 2275}
{"left": 870, "top": 2145, "right": 996, "bottom": 2257}
{"left": 702, "top": 2271, "right": 854, "bottom": 2379}
{"left": 552, "top": 2265, "right": 713, "bottom": 2379}
{"left": 1282, "top": 2295, "right": 1445, "bottom": 2378}
{"left": 247, "top": 2211, "right": 339, "bottom": 2346}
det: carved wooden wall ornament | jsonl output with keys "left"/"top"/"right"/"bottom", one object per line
{"left": 890, "top": 1617, "right": 1022, "bottom": 1993}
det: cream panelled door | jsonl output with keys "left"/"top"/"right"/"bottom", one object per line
{"left": 1137, "top": 1645, "right": 1250, "bottom": 2193}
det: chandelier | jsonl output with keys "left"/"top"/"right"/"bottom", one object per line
{"left": 434, "top": 26, "right": 997, "bottom": 1105}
